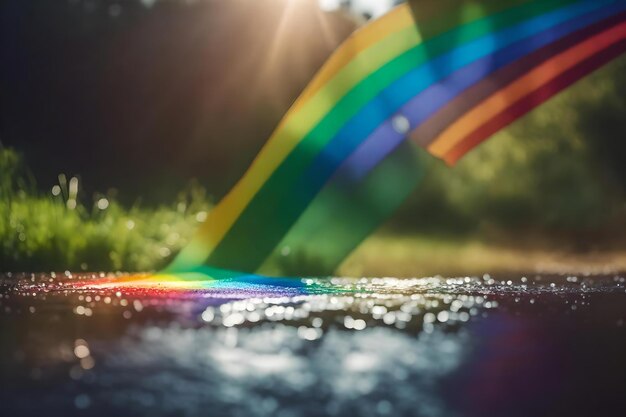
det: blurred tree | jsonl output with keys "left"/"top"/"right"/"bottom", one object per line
{"left": 392, "top": 55, "right": 626, "bottom": 235}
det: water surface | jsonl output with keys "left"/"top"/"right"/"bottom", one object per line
{"left": 1, "top": 272, "right": 625, "bottom": 417}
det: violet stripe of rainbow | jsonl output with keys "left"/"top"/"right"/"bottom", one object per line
{"left": 333, "top": 4, "right": 626, "bottom": 182}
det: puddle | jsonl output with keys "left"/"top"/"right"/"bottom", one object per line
{"left": 1, "top": 273, "right": 625, "bottom": 417}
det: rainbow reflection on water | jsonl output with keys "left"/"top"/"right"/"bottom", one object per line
{"left": 25, "top": 267, "right": 347, "bottom": 304}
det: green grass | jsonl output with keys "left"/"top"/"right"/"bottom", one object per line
{"left": 1, "top": 148, "right": 211, "bottom": 272}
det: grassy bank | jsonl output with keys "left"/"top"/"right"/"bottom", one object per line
{"left": 341, "top": 234, "right": 626, "bottom": 277}
{"left": 1, "top": 147, "right": 211, "bottom": 271}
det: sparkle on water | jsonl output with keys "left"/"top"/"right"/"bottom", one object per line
{"left": 1, "top": 272, "right": 625, "bottom": 417}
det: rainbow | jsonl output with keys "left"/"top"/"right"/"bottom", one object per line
{"left": 169, "top": 0, "right": 626, "bottom": 276}
{"left": 68, "top": 268, "right": 332, "bottom": 300}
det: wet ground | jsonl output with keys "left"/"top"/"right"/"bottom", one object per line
{"left": 1, "top": 272, "right": 625, "bottom": 417}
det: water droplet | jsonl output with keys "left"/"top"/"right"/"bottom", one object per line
{"left": 437, "top": 311, "right": 449, "bottom": 323}
{"left": 391, "top": 114, "right": 410, "bottom": 134}
{"left": 96, "top": 198, "right": 109, "bottom": 210}
{"left": 353, "top": 319, "right": 366, "bottom": 330}
{"left": 74, "top": 345, "right": 90, "bottom": 359}
{"left": 201, "top": 308, "right": 215, "bottom": 322}
{"left": 195, "top": 211, "right": 207, "bottom": 222}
